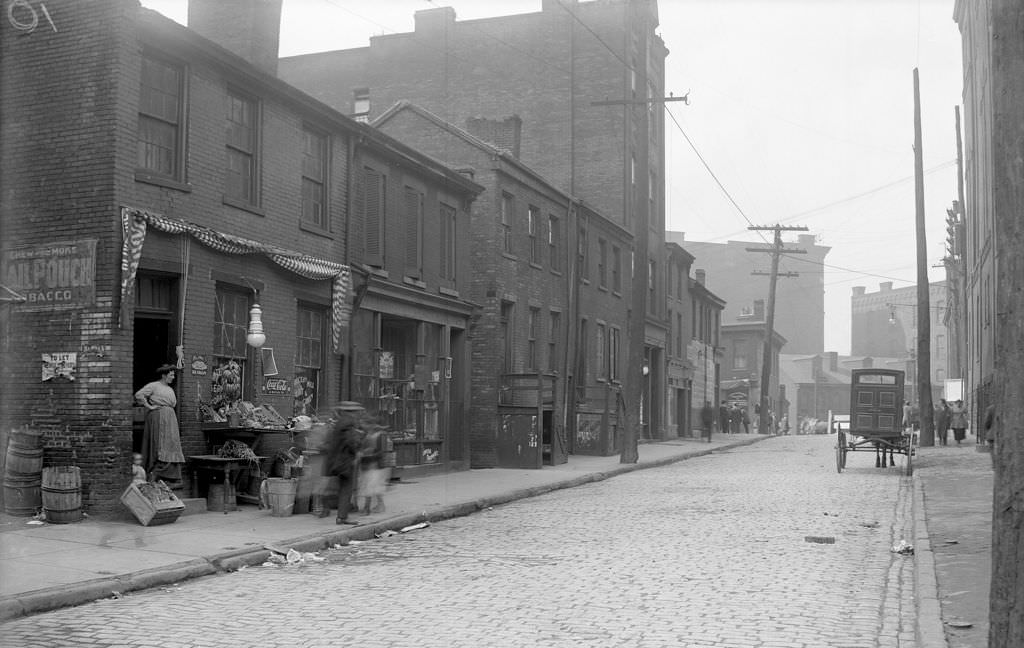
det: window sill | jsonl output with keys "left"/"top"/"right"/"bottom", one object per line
{"left": 135, "top": 171, "right": 191, "bottom": 193}
{"left": 529, "top": 262, "right": 544, "bottom": 271}
{"left": 299, "top": 222, "right": 334, "bottom": 240}
{"left": 439, "top": 286, "right": 460, "bottom": 298}
{"left": 612, "top": 290, "right": 622, "bottom": 298}
{"left": 222, "top": 196, "right": 265, "bottom": 217}
{"left": 550, "top": 269, "right": 563, "bottom": 277}
{"left": 403, "top": 277, "right": 427, "bottom": 289}
{"left": 502, "top": 252, "right": 518, "bottom": 262}
{"left": 597, "top": 285, "right": 608, "bottom": 293}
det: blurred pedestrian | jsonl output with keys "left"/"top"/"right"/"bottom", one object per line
{"left": 934, "top": 399, "right": 951, "bottom": 446}
{"left": 729, "top": 404, "right": 742, "bottom": 434}
{"left": 134, "top": 364, "right": 185, "bottom": 489}
{"left": 743, "top": 408, "right": 752, "bottom": 434}
{"left": 902, "top": 400, "right": 912, "bottom": 432}
{"left": 700, "top": 401, "right": 714, "bottom": 443}
{"left": 319, "top": 401, "right": 365, "bottom": 524}
{"left": 357, "top": 413, "right": 392, "bottom": 515}
{"left": 719, "top": 401, "right": 730, "bottom": 434}
{"left": 949, "top": 399, "right": 968, "bottom": 445}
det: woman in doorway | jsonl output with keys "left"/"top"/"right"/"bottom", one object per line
{"left": 135, "top": 364, "right": 186, "bottom": 488}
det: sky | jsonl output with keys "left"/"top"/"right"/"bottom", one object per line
{"left": 140, "top": 0, "right": 964, "bottom": 355}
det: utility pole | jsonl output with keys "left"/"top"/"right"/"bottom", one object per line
{"left": 912, "top": 68, "right": 935, "bottom": 446}
{"left": 746, "top": 225, "right": 807, "bottom": 435}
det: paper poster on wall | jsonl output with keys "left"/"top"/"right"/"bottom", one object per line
{"left": 42, "top": 352, "right": 76, "bottom": 381}
{"left": 190, "top": 354, "right": 209, "bottom": 377}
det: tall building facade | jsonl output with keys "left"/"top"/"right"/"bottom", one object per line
{"left": 279, "top": 0, "right": 670, "bottom": 439}
{"left": 665, "top": 233, "right": 830, "bottom": 355}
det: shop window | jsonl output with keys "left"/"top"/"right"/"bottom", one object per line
{"left": 294, "top": 305, "right": 325, "bottom": 416}
{"left": 212, "top": 287, "right": 249, "bottom": 410}
{"left": 225, "top": 89, "right": 259, "bottom": 206}
{"left": 137, "top": 53, "right": 185, "bottom": 181}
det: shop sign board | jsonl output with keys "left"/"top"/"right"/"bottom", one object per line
{"left": 2, "top": 240, "right": 97, "bottom": 311}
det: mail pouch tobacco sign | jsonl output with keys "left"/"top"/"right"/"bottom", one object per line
{"left": 2, "top": 240, "right": 97, "bottom": 311}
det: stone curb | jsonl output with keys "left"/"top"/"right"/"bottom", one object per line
{"left": 0, "top": 436, "right": 770, "bottom": 621}
{"left": 912, "top": 475, "right": 949, "bottom": 648}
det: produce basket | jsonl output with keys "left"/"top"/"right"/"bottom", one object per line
{"left": 121, "top": 480, "right": 185, "bottom": 526}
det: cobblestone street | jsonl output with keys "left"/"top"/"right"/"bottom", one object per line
{"left": 0, "top": 435, "right": 919, "bottom": 648}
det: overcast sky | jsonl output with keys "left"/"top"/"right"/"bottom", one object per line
{"left": 141, "top": 0, "right": 964, "bottom": 355}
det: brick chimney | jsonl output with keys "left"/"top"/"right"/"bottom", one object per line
{"left": 466, "top": 116, "right": 522, "bottom": 159}
{"left": 753, "top": 299, "right": 765, "bottom": 320}
{"left": 694, "top": 269, "right": 706, "bottom": 285}
{"left": 188, "top": 0, "right": 282, "bottom": 76}
{"left": 852, "top": 286, "right": 866, "bottom": 297}
{"left": 827, "top": 351, "right": 838, "bottom": 371}
{"left": 415, "top": 6, "right": 456, "bottom": 36}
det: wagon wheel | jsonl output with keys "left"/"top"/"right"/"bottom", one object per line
{"left": 836, "top": 430, "right": 847, "bottom": 473}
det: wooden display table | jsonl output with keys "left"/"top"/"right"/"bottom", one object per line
{"left": 201, "top": 424, "right": 291, "bottom": 456}
{"left": 187, "top": 455, "right": 266, "bottom": 514}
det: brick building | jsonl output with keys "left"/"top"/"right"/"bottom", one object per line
{"left": 373, "top": 101, "right": 634, "bottom": 464}
{"left": 279, "top": 0, "right": 670, "bottom": 442}
{"left": 0, "top": 0, "right": 482, "bottom": 514}
{"left": 666, "top": 232, "right": 830, "bottom": 356}
{"left": 720, "top": 322, "right": 787, "bottom": 433}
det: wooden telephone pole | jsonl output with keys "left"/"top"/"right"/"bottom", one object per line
{"left": 747, "top": 225, "right": 807, "bottom": 435}
{"left": 912, "top": 68, "right": 935, "bottom": 446}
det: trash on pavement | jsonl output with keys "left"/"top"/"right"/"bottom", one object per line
{"left": 400, "top": 522, "right": 430, "bottom": 533}
{"left": 285, "top": 549, "right": 302, "bottom": 564}
{"left": 891, "top": 540, "right": 914, "bottom": 555}
{"left": 376, "top": 530, "right": 399, "bottom": 538}
{"left": 945, "top": 620, "right": 973, "bottom": 628}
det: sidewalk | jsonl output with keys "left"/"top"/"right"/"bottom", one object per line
{"left": 913, "top": 441, "right": 993, "bottom": 648}
{"left": 0, "top": 434, "right": 766, "bottom": 621}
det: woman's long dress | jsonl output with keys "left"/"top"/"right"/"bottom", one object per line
{"left": 135, "top": 381, "right": 185, "bottom": 486}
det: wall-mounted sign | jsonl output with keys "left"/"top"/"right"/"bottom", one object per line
{"left": 42, "top": 352, "right": 76, "bottom": 382}
{"left": 190, "top": 354, "right": 209, "bottom": 377}
{"left": 264, "top": 377, "right": 289, "bottom": 396}
{"left": 3, "top": 240, "right": 97, "bottom": 311}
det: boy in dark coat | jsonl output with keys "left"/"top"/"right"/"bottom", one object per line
{"left": 321, "top": 401, "right": 365, "bottom": 524}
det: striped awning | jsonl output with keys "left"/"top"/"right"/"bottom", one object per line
{"left": 119, "top": 207, "right": 351, "bottom": 353}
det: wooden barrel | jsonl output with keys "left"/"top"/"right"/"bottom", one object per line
{"left": 3, "top": 475, "right": 41, "bottom": 516}
{"left": 41, "top": 466, "right": 82, "bottom": 524}
{"left": 4, "top": 428, "right": 44, "bottom": 478}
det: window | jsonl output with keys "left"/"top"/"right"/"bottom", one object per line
{"left": 225, "top": 90, "right": 258, "bottom": 205}
{"left": 528, "top": 206, "right": 541, "bottom": 264}
{"left": 595, "top": 324, "right": 606, "bottom": 380}
{"left": 352, "top": 88, "right": 369, "bottom": 123}
{"left": 500, "top": 301, "right": 515, "bottom": 374}
{"left": 527, "top": 307, "right": 539, "bottom": 369}
{"left": 137, "top": 54, "right": 184, "bottom": 179}
{"left": 733, "top": 340, "right": 748, "bottom": 370}
{"left": 648, "top": 260, "right": 657, "bottom": 314}
{"left": 609, "top": 327, "right": 621, "bottom": 381}
{"left": 294, "top": 305, "right": 325, "bottom": 416}
{"left": 440, "top": 203, "right": 457, "bottom": 281}
{"left": 676, "top": 313, "right": 683, "bottom": 358}
{"left": 597, "top": 238, "right": 607, "bottom": 289}
{"left": 612, "top": 246, "right": 621, "bottom": 292}
{"left": 548, "top": 214, "right": 561, "bottom": 271}
{"left": 577, "top": 226, "right": 589, "bottom": 281}
{"left": 501, "top": 193, "right": 515, "bottom": 254}
{"left": 404, "top": 186, "right": 423, "bottom": 278}
{"left": 548, "top": 311, "right": 560, "bottom": 372}
{"left": 301, "top": 128, "right": 327, "bottom": 228}
{"left": 363, "top": 166, "right": 385, "bottom": 266}
{"left": 213, "top": 286, "right": 250, "bottom": 400}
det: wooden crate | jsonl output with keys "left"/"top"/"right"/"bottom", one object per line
{"left": 121, "top": 482, "right": 185, "bottom": 526}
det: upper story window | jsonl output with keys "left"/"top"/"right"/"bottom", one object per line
{"left": 548, "top": 311, "right": 560, "bottom": 372}
{"left": 225, "top": 90, "right": 259, "bottom": 206}
{"left": 612, "top": 246, "right": 621, "bottom": 293}
{"left": 440, "top": 203, "right": 457, "bottom": 281}
{"left": 528, "top": 205, "right": 541, "bottom": 265}
{"left": 363, "top": 166, "right": 385, "bottom": 266}
{"left": 352, "top": 88, "right": 370, "bottom": 123}
{"left": 577, "top": 226, "right": 589, "bottom": 282}
{"left": 548, "top": 214, "right": 561, "bottom": 272}
{"left": 597, "top": 238, "right": 607, "bottom": 289}
{"left": 301, "top": 127, "right": 327, "bottom": 229}
{"left": 403, "top": 186, "right": 424, "bottom": 279}
{"left": 527, "top": 307, "right": 540, "bottom": 369}
{"left": 138, "top": 54, "right": 185, "bottom": 180}
{"left": 608, "top": 326, "right": 621, "bottom": 382}
{"left": 648, "top": 259, "right": 657, "bottom": 314}
{"left": 501, "top": 193, "right": 515, "bottom": 255}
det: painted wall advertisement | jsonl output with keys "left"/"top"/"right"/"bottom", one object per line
{"left": 2, "top": 240, "right": 97, "bottom": 311}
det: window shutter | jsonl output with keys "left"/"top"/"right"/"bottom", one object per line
{"left": 364, "top": 168, "right": 383, "bottom": 265}
{"left": 404, "top": 187, "right": 422, "bottom": 278}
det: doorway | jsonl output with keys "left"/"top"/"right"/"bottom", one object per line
{"left": 132, "top": 273, "right": 178, "bottom": 452}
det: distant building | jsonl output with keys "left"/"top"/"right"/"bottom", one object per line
{"left": 665, "top": 233, "right": 829, "bottom": 355}
{"left": 720, "top": 322, "right": 787, "bottom": 432}
{"left": 850, "top": 281, "right": 948, "bottom": 404}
